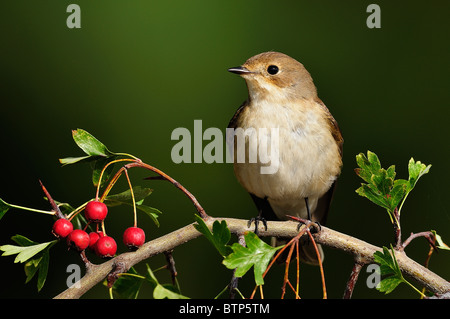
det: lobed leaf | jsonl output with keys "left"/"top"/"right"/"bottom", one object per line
{"left": 373, "top": 246, "right": 405, "bottom": 294}
{"left": 355, "top": 151, "right": 381, "bottom": 183}
{"left": 223, "top": 232, "right": 282, "bottom": 285}
{"left": 376, "top": 276, "right": 403, "bottom": 294}
{"left": 355, "top": 152, "right": 431, "bottom": 222}
{"left": 194, "top": 215, "right": 232, "bottom": 257}
{"left": 356, "top": 184, "right": 389, "bottom": 211}
{"left": 407, "top": 158, "right": 431, "bottom": 192}
{"left": 1, "top": 235, "right": 55, "bottom": 292}
{"left": 0, "top": 239, "right": 55, "bottom": 263}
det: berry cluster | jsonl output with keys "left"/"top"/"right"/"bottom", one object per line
{"left": 52, "top": 200, "right": 145, "bottom": 258}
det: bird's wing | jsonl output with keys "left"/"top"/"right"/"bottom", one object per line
{"left": 313, "top": 98, "right": 343, "bottom": 226}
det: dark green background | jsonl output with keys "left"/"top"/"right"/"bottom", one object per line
{"left": 1, "top": 1, "right": 449, "bottom": 299}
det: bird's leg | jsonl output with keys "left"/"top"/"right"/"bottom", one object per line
{"left": 248, "top": 194, "right": 271, "bottom": 235}
{"left": 248, "top": 209, "right": 268, "bottom": 236}
{"left": 295, "top": 197, "right": 321, "bottom": 233}
{"left": 305, "top": 197, "right": 312, "bottom": 221}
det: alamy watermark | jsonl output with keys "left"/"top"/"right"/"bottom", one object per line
{"left": 366, "top": 4, "right": 381, "bottom": 29}
{"left": 366, "top": 263, "right": 381, "bottom": 289}
{"left": 66, "top": 264, "right": 81, "bottom": 289}
{"left": 171, "top": 120, "right": 280, "bottom": 174}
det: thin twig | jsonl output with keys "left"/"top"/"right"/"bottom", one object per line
{"left": 123, "top": 168, "right": 137, "bottom": 227}
{"left": 295, "top": 239, "right": 300, "bottom": 298}
{"left": 164, "top": 250, "right": 178, "bottom": 287}
{"left": 229, "top": 233, "right": 245, "bottom": 299}
{"left": 393, "top": 207, "right": 402, "bottom": 249}
{"left": 124, "top": 161, "right": 208, "bottom": 219}
{"left": 281, "top": 240, "right": 296, "bottom": 299}
{"left": 95, "top": 158, "right": 136, "bottom": 200}
{"left": 343, "top": 259, "right": 365, "bottom": 299}
{"left": 307, "top": 230, "right": 327, "bottom": 299}
{"left": 39, "top": 180, "right": 64, "bottom": 218}
{"left": 401, "top": 231, "right": 436, "bottom": 251}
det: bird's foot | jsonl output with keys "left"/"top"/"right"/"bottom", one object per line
{"left": 287, "top": 216, "right": 322, "bottom": 234}
{"left": 247, "top": 215, "right": 268, "bottom": 235}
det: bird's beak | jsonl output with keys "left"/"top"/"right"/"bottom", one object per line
{"left": 228, "top": 66, "right": 253, "bottom": 75}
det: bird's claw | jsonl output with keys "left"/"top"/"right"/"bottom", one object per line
{"left": 288, "top": 216, "right": 321, "bottom": 233}
{"left": 248, "top": 216, "right": 268, "bottom": 235}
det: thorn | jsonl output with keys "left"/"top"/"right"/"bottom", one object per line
{"left": 39, "top": 180, "right": 64, "bottom": 219}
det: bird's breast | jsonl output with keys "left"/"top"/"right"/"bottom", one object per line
{"left": 230, "top": 99, "right": 342, "bottom": 203}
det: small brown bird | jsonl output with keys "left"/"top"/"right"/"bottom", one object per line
{"left": 227, "top": 52, "right": 343, "bottom": 265}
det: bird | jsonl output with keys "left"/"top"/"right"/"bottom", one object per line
{"left": 227, "top": 51, "right": 343, "bottom": 265}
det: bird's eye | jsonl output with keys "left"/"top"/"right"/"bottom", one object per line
{"left": 267, "top": 65, "right": 279, "bottom": 75}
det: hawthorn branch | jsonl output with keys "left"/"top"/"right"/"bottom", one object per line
{"left": 343, "top": 258, "right": 366, "bottom": 299}
{"left": 54, "top": 217, "right": 450, "bottom": 299}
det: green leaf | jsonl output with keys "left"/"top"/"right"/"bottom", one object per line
{"left": 59, "top": 129, "right": 116, "bottom": 166}
{"left": 355, "top": 152, "right": 431, "bottom": 224}
{"left": 194, "top": 215, "right": 232, "bottom": 257}
{"left": 153, "top": 284, "right": 189, "bottom": 299}
{"left": 0, "top": 198, "right": 11, "bottom": 221}
{"left": 397, "top": 158, "right": 431, "bottom": 215}
{"left": 11, "top": 234, "right": 36, "bottom": 246}
{"left": 386, "top": 165, "right": 396, "bottom": 180}
{"left": 105, "top": 186, "right": 153, "bottom": 206}
{"left": 355, "top": 151, "right": 381, "bottom": 183}
{"left": 431, "top": 230, "right": 450, "bottom": 251}
{"left": 24, "top": 255, "right": 42, "bottom": 284}
{"left": 355, "top": 152, "right": 394, "bottom": 214}
{"left": 223, "top": 232, "right": 282, "bottom": 285}
{"left": 2, "top": 235, "right": 55, "bottom": 292}
{"left": 376, "top": 276, "right": 403, "bottom": 294}
{"left": 373, "top": 246, "right": 404, "bottom": 294}
{"left": 0, "top": 239, "right": 56, "bottom": 263}
{"left": 36, "top": 249, "right": 50, "bottom": 291}
{"left": 374, "top": 247, "right": 401, "bottom": 276}
{"left": 136, "top": 205, "right": 162, "bottom": 227}
{"left": 374, "top": 246, "right": 426, "bottom": 297}
{"left": 103, "top": 187, "right": 160, "bottom": 227}
{"left": 373, "top": 170, "right": 394, "bottom": 196}
{"left": 407, "top": 158, "right": 431, "bottom": 192}
{"left": 355, "top": 184, "right": 389, "bottom": 210}
{"left": 59, "top": 155, "right": 92, "bottom": 166}
{"left": 72, "top": 128, "right": 113, "bottom": 157}
{"left": 144, "top": 263, "right": 159, "bottom": 288}
{"left": 145, "top": 264, "right": 189, "bottom": 299}
{"left": 388, "top": 181, "right": 408, "bottom": 211}
{"left": 109, "top": 267, "right": 144, "bottom": 299}
{"left": 91, "top": 156, "right": 116, "bottom": 187}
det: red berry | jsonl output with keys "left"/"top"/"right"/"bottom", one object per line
{"left": 88, "top": 231, "right": 104, "bottom": 250}
{"left": 85, "top": 201, "right": 108, "bottom": 223}
{"left": 52, "top": 219, "right": 73, "bottom": 238}
{"left": 67, "top": 229, "right": 90, "bottom": 251}
{"left": 95, "top": 236, "right": 117, "bottom": 258}
{"left": 123, "top": 227, "right": 145, "bottom": 250}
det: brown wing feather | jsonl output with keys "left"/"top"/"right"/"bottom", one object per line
{"left": 313, "top": 98, "right": 343, "bottom": 226}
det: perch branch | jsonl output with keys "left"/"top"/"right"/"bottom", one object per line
{"left": 54, "top": 217, "right": 450, "bottom": 299}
